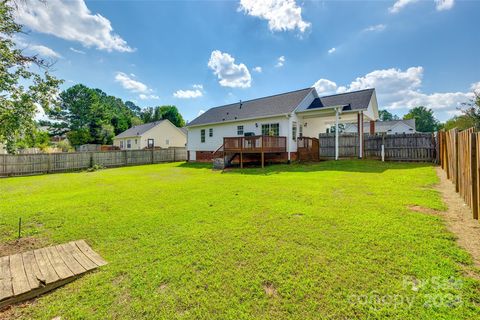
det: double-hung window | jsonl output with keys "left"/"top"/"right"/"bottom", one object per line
{"left": 261, "top": 123, "right": 280, "bottom": 136}
{"left": 127, "top": 140, "right": 131, "bottom": 149}
{"left": 237, "top": 125, "right": 244, "bottom": 136}
{"left": 292, "top": 122, "right": 297, "bottom": 141}
{"left": 209, "top": 128, "right": 213, "bottom": 137}
{"left": 201, "top": 129, "right": 205, "bottom": 143}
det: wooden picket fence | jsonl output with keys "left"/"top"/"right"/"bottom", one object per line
{"left": 318, "top": 133, "right": 436, "bottom": 162}
{"left": 438, "top": 128, "right": 479, "bottom": 220}
{"left": 0, "top": 147, "right": 187, "bottom": 177}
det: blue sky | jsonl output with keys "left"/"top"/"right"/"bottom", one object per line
{"left": 14, "top": 0, "right": 480, "bottom": 122}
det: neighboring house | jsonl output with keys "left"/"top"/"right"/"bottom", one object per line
{"left": 0, "top": 143, "right": 6, "bottom": 155}
{"left": 186, "top": 87, "right": 379, "bottom": 162}
{"left": 113, "top": 120, "right": 187, "bottom": 150}
{"left": 344, "top": 119, "right": 416, "bottom": 135}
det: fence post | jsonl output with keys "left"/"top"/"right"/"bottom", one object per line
{"left": 1, "top": 155, "right": 5, "bottom": 176}
{"left": 151, "top": 148, "right": 154, "bottom": 164}
{"left": 455, "top": 130, "right": 460, "bottom": 192}
{"left": 47, "top": 153, "right": 52, "bottom": 173}
{"left": 173, "top": 147, "right": 176, "bottom": 162}
{"left": 124, "top": 150, "right": 128, "bottom": 166}
{"left": 472, "top": 133, "right": 479, "bottom": 220}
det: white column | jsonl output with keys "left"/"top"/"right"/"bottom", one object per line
{"left": 359, "top": 111, "right": 363, "bottom": 159}
{"left": 335, "top": 107, "right": 339, "bottom": 161}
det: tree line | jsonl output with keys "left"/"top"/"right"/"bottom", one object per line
{"left": 42, "top": 84, "right": 185, "bottom": 147}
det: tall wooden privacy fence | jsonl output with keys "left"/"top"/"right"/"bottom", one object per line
{"left": 438, "top": 128, "right": 479, "bottom": 220}
{"left": 0, "top": 147, "right": 187, "bottom": 177}
{"left": 318, "top": 133, "right": 436, "bottom": 162}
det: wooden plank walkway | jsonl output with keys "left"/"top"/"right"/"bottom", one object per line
{"left": 0, "top": 240, "right": 107, "bottom": 309}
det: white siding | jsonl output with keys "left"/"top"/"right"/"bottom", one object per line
{"left": 113, "top": 120, "right": 186, "bottom": 150}
{"left": 187, "top": 116, "right": 290, "bottom": 152}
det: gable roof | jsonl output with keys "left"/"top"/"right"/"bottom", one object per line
{"left": 304, "top": 88, "right": 375, "bottom": 112}
{"left": 114, "top": 120, "right": 166, "bottom": 139}
{"left": 187, "top": 88, "right": 313, "bottom": 127}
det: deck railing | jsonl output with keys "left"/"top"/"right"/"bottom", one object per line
{"left": 223, "top": 135, "right": 287, "bottom": 153}
{"left": 297, "top": 137, "right": 320, "bottom": 161}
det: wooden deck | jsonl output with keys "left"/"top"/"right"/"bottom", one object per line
{"left": 0, "top": 240, "right": 107, "bottom": 309}
{"left": 223, "top": 135, "right": 286, "bottom": 153}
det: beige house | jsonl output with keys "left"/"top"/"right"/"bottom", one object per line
{"left": 113, "top": 120, "right": 186, "bottom": 150}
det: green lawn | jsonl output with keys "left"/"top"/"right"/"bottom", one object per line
{"left": 0, "top": 161, "right": 479, "bottom": 319}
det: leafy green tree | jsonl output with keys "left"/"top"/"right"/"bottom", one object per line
{"left": 378, "top": 109, "right": 399, "bottom": 121}
{"left": 0, "top": 1, "right": 62, "bottom": 153}
{"left": 140, "top": 105, "right": 185, "bottom": 127}
{"left": 458, "top": 92, "right": 480, "bottom": 130}
{"left": 403, "top": 106, "right": 439, "bottom": 132}
{"left": 443, "top": 115, "right": 476, "bottom": 131}
{"left": 47, "top": 84, "right": 140, "bottom": 145}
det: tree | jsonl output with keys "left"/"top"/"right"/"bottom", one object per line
{"left": 46, "top": 84, "right": 141, "bottom": 146}
{"left": 403, "top": 106, "right": 439, "bottom": 132}
{"left": 0, "top": 1, "right": 62, "bottom": 153}
{"left": 140, "top": 105, "right": 185, "bottom": 127}
{"left": 458, "top": 92, "right": 480, "bottom": 130}
{"left": 443, "top": 115, "right": 476, "bottom": 131}
{"left": 378, "top": 109, "right": 399, "bottom": 121}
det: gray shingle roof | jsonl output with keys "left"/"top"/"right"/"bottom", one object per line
{"left": 187, "top": 88, "right": 313, "bottom": 127}
{"left": 304, "top": 88, "right": 375, "bottom": 112}
{"left": 114, "top": 120, "right": 166, "bottom": 139}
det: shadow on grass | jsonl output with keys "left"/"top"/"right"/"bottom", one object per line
{"left": 178, "top": 160, "right": 434, "bottom": 175}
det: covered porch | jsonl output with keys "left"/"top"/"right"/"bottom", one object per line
{"left": 296, "top": 107, "right": 376, "bottom": 160}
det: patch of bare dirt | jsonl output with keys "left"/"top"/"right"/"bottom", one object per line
{"left": 0, "top": 236, "right": 47, "bottom": 257}
{"left": 435, "top": 167, "right": 480, "bottom": 267}
{"left": 408, "top": 205, "right": 443, "bottom": 216}
{"left": 263, "top": 282, "right": 278, "bottom": 298}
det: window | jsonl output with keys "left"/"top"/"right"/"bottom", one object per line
{"left": 165, "top": 139, "right": 169, "bottom": 145}
{"left": 292, "top": 122, "right": 297, "bottom": 141}
{"left": 261, "top": 123, "right": 279, "bottom": 136}
{"left": 299, "top": 124, "right": 303, "bottom": 138}
{"left": 120, "top": 140, "right": 124, "bottom": 148}
{"left": 237, "top": 125, "right": 244, "bottom": 136}
{"left": 209, "top": 128, "right": 213, "bottom": 137}
{"left": 201, "top": 129, "right": 205, "bottom": 143}
{"left": 147, "top": 139, "right": 154, "bottom": 148}
{"left": 127, "top": 140, "right": 131, "bottom": 149}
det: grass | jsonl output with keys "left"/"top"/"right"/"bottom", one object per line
{"left": 0, "top": 160, "right": 479, "bottom": 319}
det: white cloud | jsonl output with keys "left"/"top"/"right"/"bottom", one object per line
{"left": 238, "top": 0, "right": 310, "bottom": 33}
{"left": 275, "top": 56, "right": 285, "bottom": 67}
{"left": 435, "top": 0, "right": 455, "bottom": 11}
{"left": 363, "top": 24, "right": 386, "bottom": 32}
{"left": 253, "top": 66, "right": 262, "bottom": 73}
{"left": 30, "top": 44, "right": 61, "bottom": 58}
{"left": 139, "top": 94, "right": 159, "bottom": 100}
{"left": 173, "top": 84, "right": 204, "bottom": 99}
{"left": 198, "top": 110, "right": 205, "bottom": 116}
{"left": 312, "top": 79, "right": 338, "bottom": 95}
{"left": 208, "top": 50, "right": 252, "bottom": 88}
{"left": 389, "top": 0, "right": 454, "bottom": 13}
{"left": 15, "top": 0, "right": 134, "bottom": 52}
{"left": 115, "top": 72, "right": 151, "bottom": 93}
{"left": 471, "top": 82, "right": 480, "bottom": 94}
{"left": 69, "top": 47, "right": 85, "bottom": 54}
{"left": 389, "top": 0, "right": 419, "bottom": 13}
{"left": 312, "top": 67, "right": 477, "bottom": 120}
{"left": 328, "top": 47, "right": 336, "bottom": 54}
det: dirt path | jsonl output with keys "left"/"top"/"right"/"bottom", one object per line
{"left": 435, "top": 167, "right": 480, "bottom": 267}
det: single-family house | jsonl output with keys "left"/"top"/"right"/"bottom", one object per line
{"left": 113, "top": 120, "right": 186, "bottom": 150}
{"left": 0, "top": 142, "right": 6, "bottom": 155}
{"left": 343, "top": 119, "right": 416, "bottom": 135}
{"left": 186, "top": 87, "right": 379, "bottom": 165}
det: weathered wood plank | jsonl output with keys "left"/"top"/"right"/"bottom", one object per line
{"left": 43, "top": 247, "right": 74, "bottom": 279}
{"left": 75, "top": 240, "right": 107, "bottom": 266}
{"left": 64, "top": 242, "right": 97, "bottom": 271}
{"left": 56, "top": 244, "right": 86, "bottom": 275}
{"left": 21, "top": 251, "right": 44, "bottom": 290}
{"left": 0, "top": 256, "right": 13, "bottom": 301}
{"left": 9, "top": 254, "right": 30, "bottom": 296}
{"left": 33, "top": 248, "right": 60, "bottom": 284}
